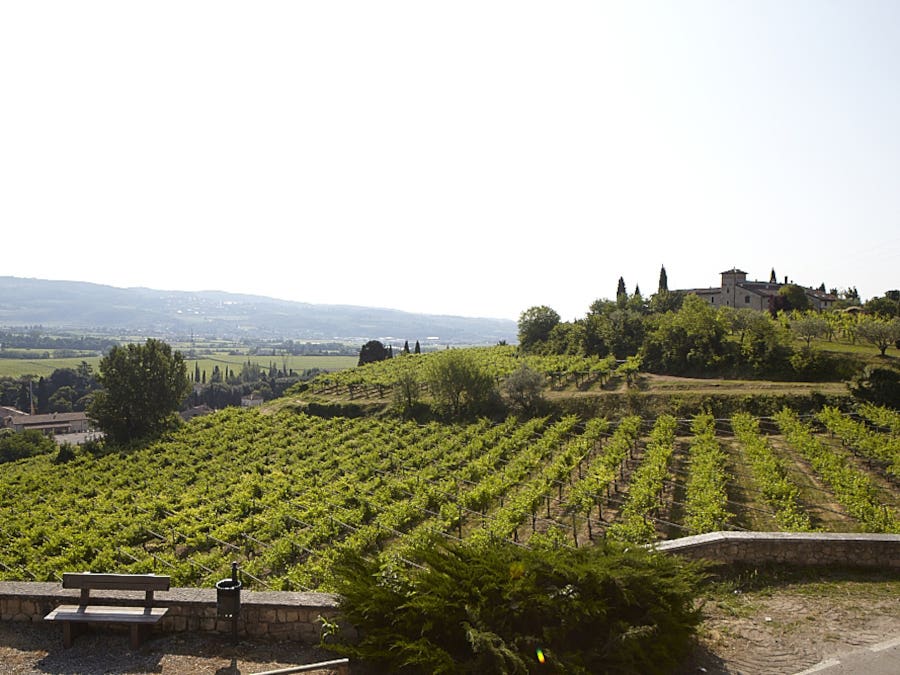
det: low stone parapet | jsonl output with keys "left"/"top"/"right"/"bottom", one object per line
{"left": 0, "top": 581, "right": 347, "bottom": 643}
{"left": 4, "top": 533, "right": 898, "bottom": 640}
{"left": 654, "top": 531, "right": 900, "bottom": 569}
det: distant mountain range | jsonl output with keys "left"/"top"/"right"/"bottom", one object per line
{"left": 0, "top": 277, "right": 517, "bottom": 344}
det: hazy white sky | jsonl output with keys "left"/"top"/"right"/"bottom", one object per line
{"left": 2, "top": 1, "right": 898, "bottom": 321}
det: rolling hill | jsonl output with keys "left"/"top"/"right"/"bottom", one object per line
{"left": 0, "top": 277, "right": 517, "bottom": 344}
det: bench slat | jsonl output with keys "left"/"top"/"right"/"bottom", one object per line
{"left": 62, "top": 573, "right": 170, "bottom": 592}
{"left": 45, "top": 605, "right": 168, "bottom": 624}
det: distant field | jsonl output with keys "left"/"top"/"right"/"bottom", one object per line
{"left": 0, "top": 354, "right": 357, "bottom": 379}
{"left": 0, "top": 356, "right": 103, "bottom": 378}
{"left": 186, "top": 354, "right": 357, "bottom": 379}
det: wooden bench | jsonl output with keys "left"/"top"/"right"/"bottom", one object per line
{"left": 44, "top": 572, "right": 170, "bottom": 648}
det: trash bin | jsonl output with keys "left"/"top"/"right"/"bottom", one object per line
{"left": 216, "top": 561, "right": 242, "bottom": 619}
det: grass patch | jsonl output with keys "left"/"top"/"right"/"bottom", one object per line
{"left": 703, "top": 563, "right": 900, "bottom": 598}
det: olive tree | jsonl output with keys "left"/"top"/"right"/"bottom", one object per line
{"left": 791, "top": 313, "right": 829, "bottom": 350}
{"left": 503, "top": 363, "right": 545, "bottom": 414}
{"left": 89, "top": 339, "right": 191, "bottom": 444}
{"left": 856, "top": 317, "right": 900, "bottom": 356}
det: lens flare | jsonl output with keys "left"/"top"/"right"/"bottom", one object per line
{"left": 536, "top": 648, "right": 546, "bottom": 664}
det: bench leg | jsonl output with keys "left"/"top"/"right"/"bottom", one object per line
{"left": 130, "top": 624, "right": 141, "bottom": 649}
{"left": 62, "top": 622, "right": 73, "bottom": 649}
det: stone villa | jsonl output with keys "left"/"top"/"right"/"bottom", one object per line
{"left": 681, "top": 268, "right": 837, "bottom": 312}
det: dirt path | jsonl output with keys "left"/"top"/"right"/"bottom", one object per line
{"left": 0, "top": 624, "right": 344, "bottom": 675}
{"left": 681, "top": 578, "right": 900, "bottom": 674}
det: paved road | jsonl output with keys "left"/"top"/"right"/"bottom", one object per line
{"left": 795, "top": 636, "right": 900, "bottom": 675}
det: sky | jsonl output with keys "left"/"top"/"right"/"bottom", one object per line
{"left": 2, "top": 1, "right": 898, "bottom": 322}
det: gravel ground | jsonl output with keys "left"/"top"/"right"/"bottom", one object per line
{"left": 0, "top": 623, "right": 346, "bottom": 675}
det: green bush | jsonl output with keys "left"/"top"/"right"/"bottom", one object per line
{"left": 326, "top": 539, "right": 704, "bottom": 674}
{"left": 0, "top": 429, "right": 56, "bottom": 463}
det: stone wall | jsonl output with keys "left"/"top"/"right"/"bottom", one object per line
{"left": 0, "top": 581, "right": 347, "bottom": 643}
{"left": 3, "top": 533, "right": 898, "bottom": 642}
{"left": 654, "top": 531, "right": 900, "bottom": 569}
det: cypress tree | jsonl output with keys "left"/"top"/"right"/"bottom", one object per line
{"left": 414, "top": 340, "right": 421, "bottom": 354}
{"left": 616, "top": 276, "right": 627, "bottom": 298}
{"left": 658, "top": 265, "right": 668, "bottom": 293}
{"left": 403, "top": 340, "right": 410, "bottom": 354}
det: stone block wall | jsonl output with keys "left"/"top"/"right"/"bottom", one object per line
{"left": 0, "top": 581, "right": 348, "bottom": 643}
{"left": 3, "top": 533, "right": 897, "bottom": 642}
{"left": 654, "top": 531, "right": 900, "bottom": 569}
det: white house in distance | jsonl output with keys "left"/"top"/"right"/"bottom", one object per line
{"left": 1, "top": 410, "right": 91, "bottom": 435}
{"left": 681, "top": 268, "right": 837, "bottom": 312}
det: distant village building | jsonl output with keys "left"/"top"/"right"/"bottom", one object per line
{"left": 681, "top": 268, "right": 837, "bottom": 312}
{"left": 241, "top": 394, "right": 264, "bottom": 408}
{"left": 1, "top": 411, "right": 91, "bottom": 436}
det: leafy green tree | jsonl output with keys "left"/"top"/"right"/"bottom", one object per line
{"left": 585, "top": 305, "right": 645, "bottom": 359}
{"left": 358, "top": 340, "right": 391, "bottom": 366}
{"left": 778, "top": 284, "right": 810, "bottom": 311}
{"left": 0, "top": 429, "right": 56, "bottom": 463}
{"left": 613, "top": 309, "right": 646, "bottom": 357}
{"left": 426, "top": 349, "right": 497, "bottom": 417}
{"left": 392, "top": 360, "right": 421, "bottom": 417}
{"left": 648, "top": 289, "right": 684, "bottom": 314}
{"left": 89, "top": 339, "right": 191, "bottom": 444}
{"left": 628, "top": 285, "right": 647, "bottom": 313}
{"left": 856, "top": 317, "right": 900, "bottom": 356}
{"left": 864, "top": 293, "right": 900, "bottom": 318}
{"left": 738, "top": 312, "right": 792, "bottom": 375}
{"left": 48, "top": 385, "right": 78, "bottom": 413}
{"left": 517, "top": 305, "right": 560, "bottom": 351}
{"left": 544, "top": 320, "right": 585, "bottom": 355}
{"left": 642, "top": 294, "right": 730, "bottom": 375}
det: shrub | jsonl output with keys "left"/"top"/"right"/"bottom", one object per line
{"left": 53, "top": 442, "right": 77, "bottom": 464}
{"left": 0, "top": 429, "right": 56, "bottom": 463}
{"left": 326, "top": 538, "right": 704, "bottom": 674}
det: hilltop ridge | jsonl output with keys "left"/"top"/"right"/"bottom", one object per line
{"left": 0, "top": 277, "right": 517, "bottom": 344}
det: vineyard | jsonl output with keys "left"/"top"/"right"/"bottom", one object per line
{"left": 1, "top": 405, "right": 897, "bottom": 593}
{"left": 302, "top": 345, "right": 628, "bottom": 398}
